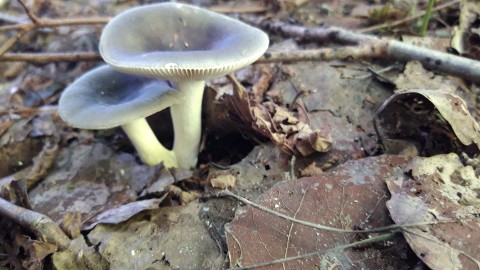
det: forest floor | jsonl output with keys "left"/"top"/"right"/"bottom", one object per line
{"left": 1, "top": 0, "right": 480, "bottom": 269}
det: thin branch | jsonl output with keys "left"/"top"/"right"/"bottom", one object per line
{"left": 359, "top": 0, "right": 460, "bottom": 33}
{"left": 228, "top": 232, "right": 396, "bottom": 270}
{"left": 0, "top": 197, "right": 70, "bottom": 250}
{"left": 0, "top": 52, "right": 102, "bottom": 63}
{"left": 0, "top": 29, "right": 29, "bottom": 56}
{"left": 243, "top": 16, "right": 480, "bottom": 82}
{"left": 17, "top": 0, "right": 41, "bottom": 24}
{"left": 258, "top": 45, "right": 384, "bottom": 63}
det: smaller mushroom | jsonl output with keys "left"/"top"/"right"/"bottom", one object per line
{"left": 58, "top": 65, "right": 184, "bottom": 168}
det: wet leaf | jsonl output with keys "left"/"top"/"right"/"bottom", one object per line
{"left": 386, "top": 154, "right": 480, "bottom": 270}
{"left": 226, "top": 155, "right": 414, "bottom": 269}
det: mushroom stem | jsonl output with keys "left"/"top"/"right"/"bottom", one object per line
{"left": 121, "top": 118, "right": 177, "bottom": 168}
{"left": 170, "top": 80, "right": 205, "bottom": 169}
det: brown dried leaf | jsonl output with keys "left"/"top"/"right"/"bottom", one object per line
{"left": 299, "top": 162, "right": 323, "bottom": 177}
{"left": 386, "top": 154, "right": 480, "bottom": 270}
{"left": 210, "top": 173, "right": 236, "bottom": 189}
{"left": 59, "top": 212, "right": 82, "bottom": 239}
{"left": 225, "top": 75, "right": 332, "bottom": 156}
{"left": 15, "top": 235, "right": 58, "bottom": 270}
{"left": 226, "top": 155, "right": 414, "bottom": 269}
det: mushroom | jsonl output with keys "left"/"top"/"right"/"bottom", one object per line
{"left": 99, "top": 3, "right": 269, "bottom": 169}
{"left": 58, "top": 65, "right": 184, "bottom": 168}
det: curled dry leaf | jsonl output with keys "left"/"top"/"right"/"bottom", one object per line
{"left": 386, "top": 153, "right": 480, "bottom": 270}
{"left": 374, "top": 89, "right": 480, "bottom": 155}
{"left": 83, "top": 197, "right": 166, "bottom": 231}
{"left": 226, "top": 155, "right": 414, "bottom": 269}
{"left": 225, "top": 75, "right": 332, "bottom": 156}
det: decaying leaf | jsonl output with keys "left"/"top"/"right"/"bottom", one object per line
{"left": 225, "top": 75, "right": 332, "bottom": 156}
{"left": 28, "top": 142, "right": 164, "bottom": 226}
{"left": 451, "top": 1, "right": 480, "bottom": 56}
{"left": 374, "top": 89, "right": 480, "bottom": 155}
{"left": 60, "top": 212, "right": 82, "bottom": 238}
{"left": 386, "top": 153, "right": 480, "bottom": 270}
{"left": 226, "top": 155, "right": 414, "bottom": 269}
{"left": 15, "top": 235, "right": 58, "bottom": 270}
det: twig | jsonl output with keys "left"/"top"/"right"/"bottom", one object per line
{"left": 0, "top": 197, "right": 70, "bottom": 249}
{"left": 0, "top": 52, "right": 102, "bottom": 63}
{"left": 258, "top": 45, "right": 383, "bottom": 63}
{"left": 243, "top": 16, "right": 480, "bottom": 82}
{"left": 359, "top": 0, "right": 460, "bottom": 33}
{"left": 0, "top": 0, "right": 109, "bottom": 56}
{"left": 228, "top": 232, "right": 396, "bottom": 269}
{"left": 17, "top": 0, "right": 40, "bottom": 24}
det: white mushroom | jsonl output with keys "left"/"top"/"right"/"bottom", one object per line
{"left": 99, "top": 3, "right": 269, "bottom": 169}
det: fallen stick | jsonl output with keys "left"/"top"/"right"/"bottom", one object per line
{"left": 243, "top": 16, "right": 480, "bottom": 82}
{"left": 0, "top": 197, "right": 70, "bottom": 250}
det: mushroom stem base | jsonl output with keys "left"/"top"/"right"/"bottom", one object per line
{"left": 170, "top": 80, "right": 205, "bottom": 169}
{"left": 122, "top": 118, "right": 177, "bottom": 168}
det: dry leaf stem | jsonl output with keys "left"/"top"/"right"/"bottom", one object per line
{"left": 227, "top": 232, "right": 396, "bottom": 270}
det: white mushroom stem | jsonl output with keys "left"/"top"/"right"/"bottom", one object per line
{"left": 121, "top": 118, "right": 177, "bottom": 168}
{"left": 170, "top": 80, "right": 205, "bottom": 169}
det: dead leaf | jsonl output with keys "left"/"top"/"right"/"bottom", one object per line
{"left": 451, "top": 1, "right": 480, "bottom": 56}
{"left": 87, "top": 202, "right": 223, "bottom": 269}
{"left": 225, "top": 75, "right": 332, "bottom": 156}
{"left": 394, "top": 61, "right": 457, "bottom": 92}
{"left": 60, "top": 212, "right": 82, "bottom": 239}
{"left": 386, "top": 153, "right": 480, "bottom": 270}
{"left": 28, "top": 142, "right": 163, "bottom": 225}
{"left": 374, "top": 89, "right": 480, "bottom": 155}
{"left": 226, "top": 155, "right": 415, "bottom": 269}
{"left": 15, "top": 235, "right": 58, "bottom": 270}
{"left": 299, "top": 162, "right": 323, "bottom": 177}
{"left": 210, "top": 173, "right": 236, "bottom": 189}
{"left": 83, "top": 197, "right": 166, "bottom": 231}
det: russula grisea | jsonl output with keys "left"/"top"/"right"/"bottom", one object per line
{"left": 99, "top": 2, "right": 269, "bottom": 169}
{"left": 58, "top": 65, "right": 183, "bottom": 168}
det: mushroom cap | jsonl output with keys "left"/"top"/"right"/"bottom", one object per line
{"left": 59, "top": 65, "right": 183, "bottom": 129}
{"left": 99, "top": 3, "right": 269, "bottom": 81}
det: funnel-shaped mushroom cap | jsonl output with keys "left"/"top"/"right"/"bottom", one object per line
{"left": 99, "top": 3, "right": 269, "bottom": 81}
{"left": 59, "top": 65, "right": 183, "bottom": 129}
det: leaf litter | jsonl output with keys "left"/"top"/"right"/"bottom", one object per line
{"left": 386, "top": 153, "right": 480, "bottom": 270}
